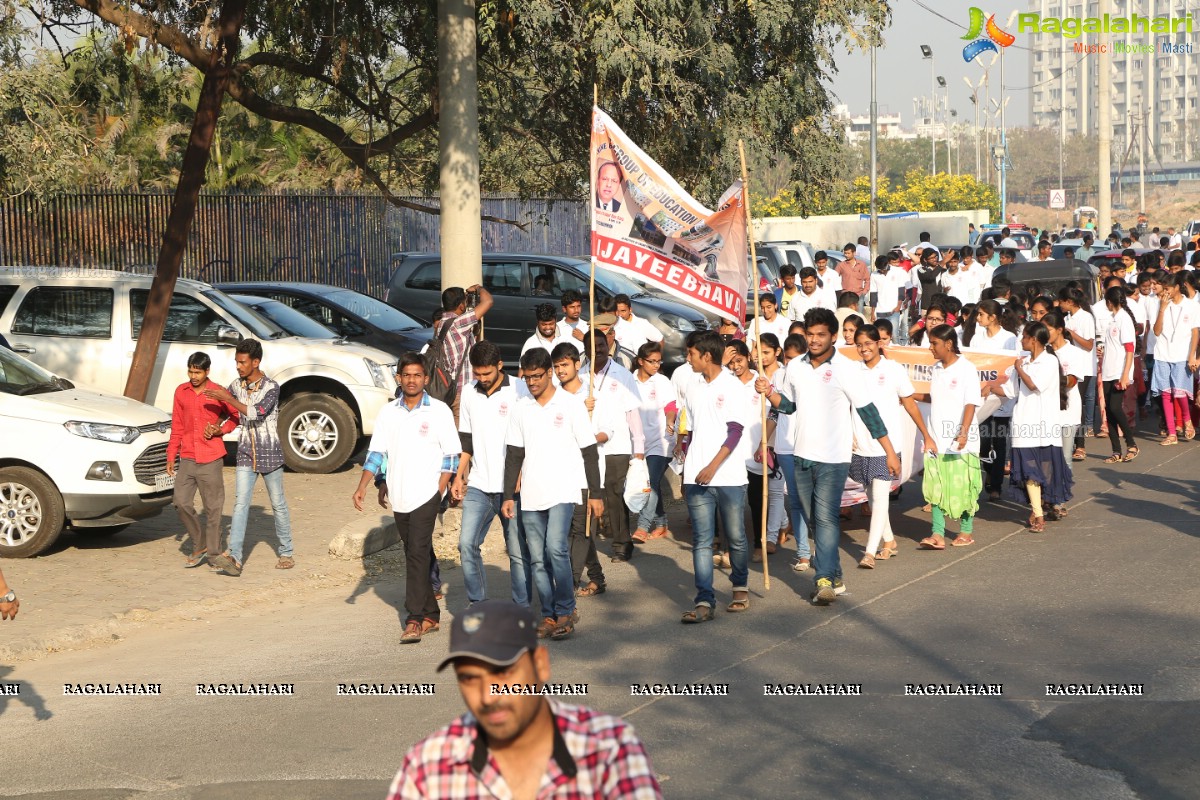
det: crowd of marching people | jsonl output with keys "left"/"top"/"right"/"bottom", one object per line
{"left": 345, "top": 229, "right": 1200, "bottom": 642}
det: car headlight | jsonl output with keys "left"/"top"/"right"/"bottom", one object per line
{"left": 365, "top": 358, "right": 394, "bottom": 391}
{"left": 659, "top": 313, "right": 698, "bottom": 332}
{"left": 64, "top": 421, "right": 141, "bottom": 444}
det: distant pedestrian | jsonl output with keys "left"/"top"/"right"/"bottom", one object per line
{"left": 435, "top": 284, "right": 495, "bottom": 424}
{"left": 521, "top": 302, "right": 578, "bottom": 360}
{"left": 451, "top": 342, "right": 533, "bottom": 607}
{"left": 206, "top": 340, "right": 294, "bottom": 576}
{"left": 354, "top": 352, "right": 460, "bottom": 644}
{"left": 167, "top": 352, "right": 239, "bottom": 569}
{"left": 613, "top": 294, "right": 664, "bottom": 354}
{"left": 387, "top": 600, "right": 663, "bottom": 800}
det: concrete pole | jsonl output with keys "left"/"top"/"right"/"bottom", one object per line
{"left": 1138, "top": 113, "right": 1146, "bottom": 215}
{"left": 930, "top": 55, "right": 936, "bottom": 174}
{"left": 437, "top": 0, "right": 482, "bottom": 290}
{"left": 1098, "top": 0, "right": 1113, "bottom": 237}
{"left": 870, "top": 43, "right": 878, "bottom": 259}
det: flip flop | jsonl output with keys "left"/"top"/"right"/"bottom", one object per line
{"left": 918, "top": 536, "right": 946, "bottom": 550}
{"left": 952, "top": 535, "right": 975, "bottom": 546}
{"left": 184, "top": 550, "right": 208, "bottom": 568}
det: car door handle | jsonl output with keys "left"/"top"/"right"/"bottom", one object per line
{"left": 12, "top": 345, "right": 35, "bottom": 354}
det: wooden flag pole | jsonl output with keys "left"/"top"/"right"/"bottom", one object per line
{"left": 586, "top": 84, "right": 599, "bottom": 538}
{"left": 738, "top": 140, "right": 769, "bottom": 591}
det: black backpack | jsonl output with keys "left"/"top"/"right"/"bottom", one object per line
{"left": 423, "top": 316, "right": 465, "bottom": 405}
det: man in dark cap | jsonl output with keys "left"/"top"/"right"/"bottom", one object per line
{"left": 387, "top": 600, "right": 662, "bottom": 799}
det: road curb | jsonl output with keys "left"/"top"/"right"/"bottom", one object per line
{"left": 328, "top": 514, "right": 398, "bottom": 560}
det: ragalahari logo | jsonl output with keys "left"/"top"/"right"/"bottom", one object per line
{"left": 962, "top": 7, "right": 1015, "bottom": 62}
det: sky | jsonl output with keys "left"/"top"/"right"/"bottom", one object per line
{"left": 827, "top": 0, "right": 1032, "bottom": 128}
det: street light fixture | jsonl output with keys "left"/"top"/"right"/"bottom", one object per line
{"left": 921, "top": 45, "right": 935, "bottom": 173}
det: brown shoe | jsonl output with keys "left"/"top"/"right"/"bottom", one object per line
{"left": 536, "top": 617, "right": 557, "bottom": 639}
{"left": 400, "top": 621, "right": 423, "bottom": 644}
{"left": 549, "top": 615, "right": 575, "bottom": 640}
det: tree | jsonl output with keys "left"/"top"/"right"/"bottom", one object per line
{"left": 31, "top": 0, "right": 889, "bottom": 214}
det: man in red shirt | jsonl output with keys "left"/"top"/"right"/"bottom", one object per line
{"left": 838, "top": 242, "right": 871, "bottom": 311}
{"left": 167, "top": 353, "right": 239, "bottom": 568}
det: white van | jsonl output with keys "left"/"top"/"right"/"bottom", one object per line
{"left": 0, "top": 346, "right": 173, "bottom": 557}
{"left": 0, "top": 268, "right": 398, "bottom": 474}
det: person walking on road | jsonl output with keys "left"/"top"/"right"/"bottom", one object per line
{"left": 354, "top": 352, "right": 461, "bottom": 644}
{"left": 167, "top": 352, "right": 239, "bottom": 569}
{"left": 207, "top": 340, "right": 294, "bottom": 576}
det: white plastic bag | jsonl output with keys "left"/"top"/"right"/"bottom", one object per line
{"left": 623, "top": 457, "right": 651, "bottom": 513}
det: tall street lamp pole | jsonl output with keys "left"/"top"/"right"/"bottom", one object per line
{"left": 922, "top": 44, "right": 935, "bottom": 174}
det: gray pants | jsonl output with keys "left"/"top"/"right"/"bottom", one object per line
{"left": 174, "top": 458, "right": 225, "bottom": 556}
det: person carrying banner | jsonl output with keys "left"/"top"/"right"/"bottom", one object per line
{"left": 914, "top": 326, "right": 983, "bottom": 550}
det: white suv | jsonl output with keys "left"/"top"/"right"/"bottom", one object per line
{"left": 0, "top": 268, "right": 398, "bottom": 474}
{"left": 0, "top": 346, "right": 174, "bottom": 557}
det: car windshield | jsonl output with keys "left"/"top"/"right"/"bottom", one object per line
{"left": 322, "top": 289, "right": 423, "bottom": 331}
{"left": 202, "top": 290, "right": 288, "bottom": 339}
{"left": 0, "top": 346, "right": 63, "bottom": 395}
{"left": 230, "top": 296, "right": 337, "bottom": 340}
{"left": 590, "top": 266, "right": 649, "bottom": 297}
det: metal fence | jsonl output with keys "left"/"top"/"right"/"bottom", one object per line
{"left": 0, "top": 192, "right": 589, "bottom": 296}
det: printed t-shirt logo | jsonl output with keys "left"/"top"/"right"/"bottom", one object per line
{"left": 498, "top": 401, "right": 509, "bottom": 417}
{"left": 822, "top": 369, "right": 834, "bottom": 384}
{"left": 553, "top": 413, "right": 565, "bottom": 428}
{"left": 419, "top": 421, "right": 430, "bottom": 436}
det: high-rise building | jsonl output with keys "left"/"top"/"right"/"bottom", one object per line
{"left": 1027, "top": 0, "right": 1197, "bottom": 162}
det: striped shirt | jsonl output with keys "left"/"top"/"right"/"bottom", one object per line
{"left": 434, "top": 309, "right": 480, "bottom": 393}
{"left": 387, "top": 699, "right": 663, "bottom": 800}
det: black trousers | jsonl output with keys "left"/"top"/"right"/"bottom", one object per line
{"left": 1104, "top": 380, "right": 1137, "bottom": 451}
{"left": 570, "top": 490, "right": 605, "bottom": 587}
{"left": 979, "top": 416, "right": 1010, "bottom": 494}
{"left": 603, "top": 455, "right": 631, "bottom": 557}
{"left": 394, "top": 492, "right": 441, "bottom": 625}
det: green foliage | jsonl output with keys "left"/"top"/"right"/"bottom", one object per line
{"left": 15, "top": 0, "right": 889, "bottom": 210}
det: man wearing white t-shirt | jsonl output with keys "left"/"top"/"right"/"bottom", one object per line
{"left": 501, "top": 348, "right": 605, "bottom": 641}
{"left": 677, "top": 331, "right": 751, "bottom": 624}
{"left": 812, "top": 254, "right": 841, "bottom": 307}
{"left": 354, "top": 353, "right": 462, "bottom": 645}
{"left": 613, "top": 294, "right": 664, "bottom": 355}
{"left": 556, "top": 289, "right": 590, "bottom": 343}
{"left": 451, "top": 342, "right": 533, "bottom": 608}
{"left": 786, "top": 267, "right": 831, "bottom": 321}
{"left": 757, "top": 308, "right": 900, "bottom": 606}
{"left": 522, "top": 302, "right": 581, "bottom": 360}
{"left": 870, "top": 255, "right": 905, "bottom": 332}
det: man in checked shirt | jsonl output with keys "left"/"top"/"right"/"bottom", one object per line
{"left": 387, "top": 600, "right": 662, "bottom": 800}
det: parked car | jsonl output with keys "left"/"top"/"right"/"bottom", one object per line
{"left": 978, "top": 229, "right": 1036, "bottom": 259}
{"left": 216, "top": 282, "right": 433, "bottom": 361}
{"left": 226, "top": 294, "right": 342, "bottom": 340}
{"left": 993, "top": 259, "right": 1099, "bottom": 306}
{"left": 757, "top": 241, "right": 815, "bottom": 274}
{"left": 0, "top": 270, "right": 399, "bottom": 474}
{"left": 0, "top": 346, "right": 173, "bottom": 557}
{"left": 384, "top": 254, "right": 714, "bottom": 373}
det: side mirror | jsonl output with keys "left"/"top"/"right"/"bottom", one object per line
{"left": 216, "top": 325, "right": 243, "bottom": 347}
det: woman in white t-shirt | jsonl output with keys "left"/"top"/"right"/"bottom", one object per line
{"left": 1099, "top": 285, "right": 1140, "bottom": 462}
{"left": 1043, "top": 312, "right": 1087, "bottom": 478}
{"left": 852, "top": 325, "right": 936, "bottom": 567}
{"left": 984, "top": 322, "right": 1074, "bottom": 532}
{"left": 728, "top": 340, "right": 785, "bottom": 561}
{"left": 1057, "top": 287, "right": 1098, "bottom": 458}
{"left": 961, "top": 299, "right": 1018, "bottom": 501}
{"left": 1151, "top": 272, "right": 1200, "bottom": 444}
{"left": 631, "top": 341, "right": 677, "bottom": 543}
{"left": 912, "top": 325, "right": 983, "bottom": 549}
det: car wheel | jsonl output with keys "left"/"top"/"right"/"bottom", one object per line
{"left": 278, "top": 393, "right": 358, "bottom": 474}
{"left": 0, "top": 467, "right": 66, "bottom": 558}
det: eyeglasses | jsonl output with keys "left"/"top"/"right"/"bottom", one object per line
{"left": 522, "top": 371, "right": 549, "bottom": 382}
{"left": 641, "top": 358, "right": 663, "bottom": 365}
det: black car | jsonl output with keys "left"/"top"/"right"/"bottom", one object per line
{"left": 216, "top": 282, "right": 434, "bottom": 360}
{"left": 992, "top": 259, "right": 1100, "bottom": 305}
{"left": 384, "top": 253, "right": 714, "bottom": 373}
{"left": 227, "top": 294, "right": 342, "bottom": 340}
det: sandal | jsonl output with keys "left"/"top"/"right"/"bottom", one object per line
{"left": 210, "top": 551, "right": 242, "bottom": 576}
{"left": 875, "top": 543, "right": 899, "bottom": 560}
{"left": 420, "top": 618, "right": 440, "bottom": 635}
{"left": 919, "top": 536, "right": 946, "bottom": 550}
{"left": 1102, "top": 453, "right": 1123, "bottom": 464}
{"left": 1044, "top": 506, "right": 1062, "bottom": 522}
{"left": 400, "top": 621, "right": 423, "bottom": 644}
{"left": 184, "top": 549, "right": 208, "bottom": 569}
{"left": 725, "top": 590, "right": 750, "bottom": 613}
{"left": 1123, "top": 446, "right": 1140, "bottom": 462}
{"left": 550, "top": 615, "right": 575, "bottom": 640}
{"left": 276, "top": 556, "right": 295, "bottom": 569}
{"left": 921, "top": 503, "right": 933, "bottom": 513}
{"left": 952, "top": 534, "right": 975, "bottom": 546}
{"left": 766, "top": 542, "right": 778, "bottom": 555}
{"left": 536, "top": 617, "right": 557, "bottom": 639}
{"left": 987, "top": 491, "right": 1001, "bottom": 503}
{"left": 631, "top": 529, "right": 649, "bottom": 544}
{"left": 646, "top": 527, "right": 670, "bottom": 539}
{"left": 1028, "top": 516, "right": 1046, "bottom": 533}
{"left": 1160, "top": 435, "right": 1178, "bottom": 446}
{"left": 858, "top": 554, "right": 876, "bottom": 569}
{"left": 1072, "top": 448, "right": 1086, "bottom": 462}
{"left": 681, "top": 605, "right": 715, "bottom": 624}
{"left": 576, "top": 581, "right": 606, "bottom": 597}
{"left": 1185, "top": 425, "right": 1197, "bottom": 441}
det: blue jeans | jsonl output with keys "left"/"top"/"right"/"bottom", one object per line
{"left": 634, "top": 455, "right": 671, "bottom": 532}
{"left": 775, "top": 454, "right": 811, "bottom": 560}
{"left": 792, "top": 459, "right": 850, "bottom": 583}
{"left": 520, "top": 503, "right": 576, "bottom": 619}
{"left": 459, "top": 487, "right": 532, "bottom": 606}
{"left": 684, "top": 484, "right": 749, "bottom": 607}
{"left": 228, "top": 466, "right": 292, "bottom": 564}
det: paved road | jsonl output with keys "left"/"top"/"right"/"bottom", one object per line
{"left": 3, "top": 439, "right": 1199, "bottom": 799}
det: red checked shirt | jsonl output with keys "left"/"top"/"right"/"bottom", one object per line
{"left": 167, "top": 380, "right": 240, "bottom": 466}
{"left": 387, "top": 699, "right": 663, "bottom": 800}
{"left": 434, "top": 309, "right": 480, "bottom": 393}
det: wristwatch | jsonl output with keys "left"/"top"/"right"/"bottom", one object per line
{"left": 0, "top": 590, "right": 15, "bottom": 603}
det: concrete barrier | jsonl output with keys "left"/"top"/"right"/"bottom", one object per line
{"left": 328, "top": 514, "right": 398, "bottom": 560}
